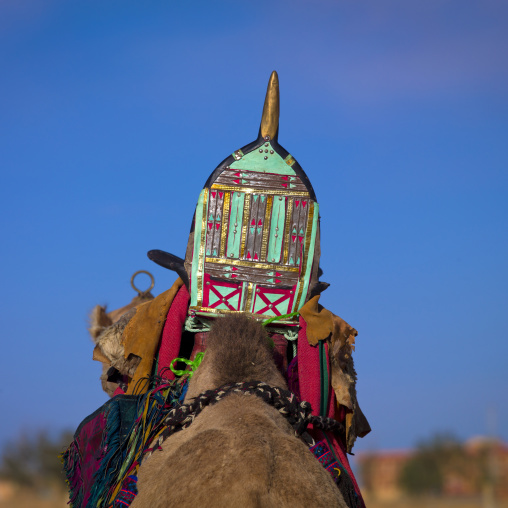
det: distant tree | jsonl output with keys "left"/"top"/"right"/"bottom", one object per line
{"left": 399, "top": 445, "right": 443, "bottom": 495}
{"left": 399, "top": 433, "right": 467, "bottom": 496}
{"left": 0, "top": 429, "right": 73, "bottom": 493}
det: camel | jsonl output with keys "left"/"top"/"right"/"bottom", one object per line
{"left": 130, "top": 314, "right": 348, "bottom": 508}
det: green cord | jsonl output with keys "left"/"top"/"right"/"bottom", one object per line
{"left": 169, "top": 352, "right": 205, "bottom": 378}
{"left": 319, "top": 341, "right": 329, "bottom": 418}
{"left": 170, "top": 313, "right": 299, "bottom": 378}
{"left": 262, "top": 312, "right": 300, "bottom": 353}
{"left": 261, "top": 311, "right": 299, "bottom": 326}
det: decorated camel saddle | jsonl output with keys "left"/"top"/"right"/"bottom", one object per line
{"left": 63, "top": 72, "right": 371, "bottom": 508}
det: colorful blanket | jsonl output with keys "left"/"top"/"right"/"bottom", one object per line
{"left": 63, "top": 379, "right": 187, "bottom": 508}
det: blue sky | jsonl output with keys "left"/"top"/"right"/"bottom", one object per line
{"left": 1, "top": 0, "right": 507, "bottom": 453}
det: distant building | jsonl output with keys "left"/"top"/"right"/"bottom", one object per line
{"left": 357, "top": 437, "right": 508, "bottom": 501}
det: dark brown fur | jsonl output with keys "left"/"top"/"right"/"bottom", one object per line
{"left": 132, "top": 315, "right": 347, "bottom": 508}
{"left": 185, "top": 315, "right": 286, "bottom": 400}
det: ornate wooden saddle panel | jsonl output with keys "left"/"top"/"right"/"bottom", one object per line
{"left": 187, "top": 147, "right": 319, "bottom": 324}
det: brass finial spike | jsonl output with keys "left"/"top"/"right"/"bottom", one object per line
{"left": 260, "top": 71, "right": 279, "bottom": 139}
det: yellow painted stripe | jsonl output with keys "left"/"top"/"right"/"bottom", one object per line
{"left": 219, "top": 191, "right": 230, "bottom": 258}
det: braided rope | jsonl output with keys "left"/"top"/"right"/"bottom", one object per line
{"left": 148, "top": 381, "right": 344, "bottom": 454}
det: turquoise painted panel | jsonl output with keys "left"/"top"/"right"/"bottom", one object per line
{"left": 209, "top": 291, "right": 220, "bottom": 307}
{"left": 297, "top": 202, "right": 319, "bottom": 310}
{"left": 209, "top": 285, "right": 240, "bottom": 310}
{"left": 254, "top": 292, "right": 290, "bottom": 315}
{"left": 253, "top": 293, "right": 266, "bottom": 314}
{"left": 226, "top": 192, "right": 245, "bottom": 259}
{"left": 267, "top": 196, "right": 286, "bottom": 263}
{"left": 266, "top": 293, "right": 282, "bottom": 303}
{"left": 229, "top": 292, "right": 240, "bottom": 309}
{"left": 253, "top": 296, "right": 276, "bottom": 316}
{"left": 216, "top": 285, "right": 235, "bottom": 297}
{"left": 190, "top": 189, "right": 207, "bottom": 307}
{"left": 274, "top": 299, "right": 290, "bottom": 315}
{"left": 230, "top": 142, "right": 296, "bottom": 176}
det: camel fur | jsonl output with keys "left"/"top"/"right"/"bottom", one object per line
{"left": 131, "top": 315, "right": 347, "bottom": 508}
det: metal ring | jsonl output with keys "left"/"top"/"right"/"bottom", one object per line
{"left": 131, "top": 270, "right": 155, "bottom": 295}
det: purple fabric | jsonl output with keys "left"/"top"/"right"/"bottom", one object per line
{"left": 297, "top": 316, "right": 321, "bottom": 423}
{"left": 74, "top": 411, "right": 107, "bottom": 507}
{"left": 157, "top": 284, "right": 189, "bottom": 379}
{"left": 112, "top": 475, "right": 138, "bottom": 507}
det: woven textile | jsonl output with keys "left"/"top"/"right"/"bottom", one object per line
{"left": 62, "top": 395, "right": 139, "bottom": 507}
{"left": 310, "top": 440, "right": 359, "bottom": 507}
{"left": 63, "top": 380, "right": 187, "bottom": 508}
{"left": 109, "top": 475, "right": 138, "bottom": 508}
{"left": 157, "top": 284, "right": 190, "bottom": 379}
{"left": 152, "top": 380, "right": 345, "bottom": 449}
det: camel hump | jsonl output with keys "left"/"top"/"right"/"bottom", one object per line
{"left": 205, "top": 314, "right": 285, "bottom": 388}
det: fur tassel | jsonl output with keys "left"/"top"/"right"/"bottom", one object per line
{"left": 89, "top": 305, "right": 113, "bottom": 343}
{"left": 89, "top": 306, "right": 140, "bottom": 396}
{"left": 329, "top": 315, "right": 371, "bottom": 453}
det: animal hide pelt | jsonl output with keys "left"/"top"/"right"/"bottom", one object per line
{"left": 329, "top": 314, "right": 371, "bottom": 453}
{"left": 94, "top": 308, "right": 140, "bottom": 376}
{"left": 89, "top": 305, "right": 118, "bottom": 396}
{"left": 299, "top": 295, "right": 371, "bottom": 453}
{"left": 88, "top": 292, "right": 153, "bottom": 396}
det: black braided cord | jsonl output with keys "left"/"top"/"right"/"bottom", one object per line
{"left": 140, "top": 381, "right": 359, "bottom": 507}
{"left": 154, "top": 380, "right": 345, "bottom": 448}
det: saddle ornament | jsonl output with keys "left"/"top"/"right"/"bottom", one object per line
{"left": 148, "top": 71, "right": 326, "bottom": 326}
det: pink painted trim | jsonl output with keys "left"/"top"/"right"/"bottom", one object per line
{"left": 297, "top": 316, "right": 320, "bottom": 418}
{"left": 113, "top": 386, "right": 125, "bottom": 397}
{"left": 157, "top": 284, "right": 190, "bottom": 379}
